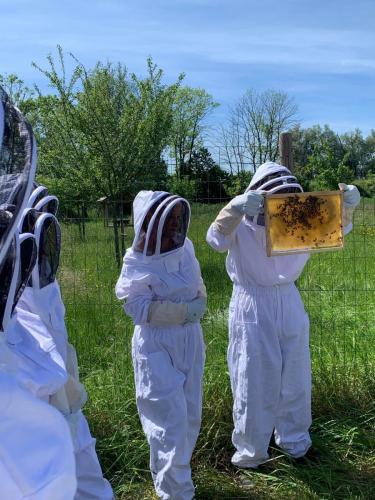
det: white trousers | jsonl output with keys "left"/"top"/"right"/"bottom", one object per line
{"left": 72, "top": 410, "right": 113, "bottom": 500}
{"left": 0, "top": 370, "right": 77, "bottom": 500}
{"left": 132, "top": 323, "right": 205, "bottom": 500}
{"left": 228, "top": 283, "right": 312, "bottom": 468}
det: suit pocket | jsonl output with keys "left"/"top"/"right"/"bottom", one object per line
{"left": 231, "top": 293, "right": 258, "bottom": 324}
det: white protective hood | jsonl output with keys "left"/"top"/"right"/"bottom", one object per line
{"left": 132, "top": 190, "right": 190, "bottom": 259}
{"left": 27, "top": 184, "right": 59, "bottom": 215}
{"left": 0, "top": 88, "right": 37, "bottom": 265}
{"left": 0, "top": 87, "right": 38, "bottom": 333}
{"left": 246, "top": 161, "right": 303, "bottom": 226}
{"left": 247, "top": 161, "right": 303, "bottom": 194}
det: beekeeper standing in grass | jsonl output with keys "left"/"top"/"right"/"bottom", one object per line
{"left": 206, "top": 161, "right": 360, "bottom": 469}
{"left": 0, "top": 86, "right": 77, "bottom": 499}
{"left": 116, "top": 190, "right": 207, "bottom": 500}
{"left": 14, "top": 187, "right": 114, "bottom": 500}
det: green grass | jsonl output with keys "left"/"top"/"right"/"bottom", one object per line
{"left": 59, "top": 201, "right": 375, "bottom": 499}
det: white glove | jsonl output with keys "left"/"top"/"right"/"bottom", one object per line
{"left": 338, "top": 183, "right": 360, "bottom": 208}
{"left": 213, "top": 191, "right": 264, "bottom": 236}
{"left": 231, "top": 191, "right": 264, "bottom": 217}
{"left": 148, "top": 300, "right": 187, "bottom": 326}
{"left": 148, "top": 296, "right": 207, "bottom": 326}
{"left": 185, "top": 296, "right": 207, "bottom": 323}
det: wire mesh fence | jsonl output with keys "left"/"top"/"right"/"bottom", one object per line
{"left": 57, "top": 182, "right": 375, "bottom": 401}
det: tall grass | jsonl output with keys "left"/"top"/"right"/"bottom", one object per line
{"left": 59, "top": 200, "right": 375, "bottom": 499}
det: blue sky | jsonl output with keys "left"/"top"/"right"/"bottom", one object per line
{"left": 1, "top": 0, "right": 374, "bottom": 136}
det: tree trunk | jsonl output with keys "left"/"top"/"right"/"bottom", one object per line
{"left": 78, "top": 203, "right": 86, "bottom": 241}
{"left": 120, "top": 201, "right": 126, "bottom": 257}
{"left": 113, "top": 217, "right": 121, "bottom": 268}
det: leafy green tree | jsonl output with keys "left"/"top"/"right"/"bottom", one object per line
{"left": 304, "top": 143, "right": 353, "bottom": 191}
{"left": 365, "top": 131, "right": 375, "bottom": 174}
{"left": 167, "top": 175, "right": 197, "bottom": 200}
{"left": 225, "top": 171, "right": 253, "bottom": 197}
{"left": 33, "top": 47, "right": 182, "bottom": 264}
{"left": 185, "top": 147, "right": 229, "bottom": 202}
{"left": 170, "top": 87, "right": 218, "bottom": 176}
{"left": 353, "top": 173, "right": 375, "bottom": 198}
{"left": 0, "top": 73, "right": 34, "bottom": 109}
{"left": 292, "top": 125, "right": 369, "bottom": 190}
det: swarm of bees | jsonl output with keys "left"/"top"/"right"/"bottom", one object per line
{"left": 272, "top": 195, "right": 338, "bottom": 244}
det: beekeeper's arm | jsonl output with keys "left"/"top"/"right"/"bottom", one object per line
{"left": 339, "top": 183, "right": 360, "bottom": 235}
{"left": 206, "top": 191, "right": 264, "bottom": 252}
{"left": 119, "top": 273, "right": 205, "bottom": 326}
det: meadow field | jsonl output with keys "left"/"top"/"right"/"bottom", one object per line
{"left": 59, "top": 201, "right": 375, "bottom": 499}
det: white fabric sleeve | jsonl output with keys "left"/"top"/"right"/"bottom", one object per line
{"left": 198, "top": 279, "right": 207, "bottom": 298}
{"left": 115, "top": 260, "right": 134, "bottom": 300}
{"left": 184, "top": 238, "right": 207, "bottom": 297}
{"left": 50, "top": 343, "right": 88, "bottom": 414}
{"left": 343, "top": 206, "right": 355, "bottom": 235}
{"left": 212, "top": 200, "right": 243, "bottom": 236}
{"left": 147, "top": 300, "right": 188, "bottom": 326}
{"left": 64, "top": 343, "right": 87, "bottom": 412}
{"left": 206, "top": 222, "right": 235, "bottom": 253}
{"left": 116, "top": 259, "right": 155, "bottom": 324}
{"left": 124, "top": 281, "right": 154, "bottom": 325}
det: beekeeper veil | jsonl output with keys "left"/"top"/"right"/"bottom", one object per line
{"left": 0, "top": 88, "right": 37, "bottom": 263}
{"left": 0, "top": 88, "right": 37, "bottom": 331}
{"left": 247, "top": 161, "right": 303, "bottom": 225}
{"left": 132, "top": 190, "right": 190, "bottom": 258}
{"left": 27, "top": 184, "right": 59, "bottom": 216}
{"left": 19, "top": 208, "right": 61, "bottom": 289}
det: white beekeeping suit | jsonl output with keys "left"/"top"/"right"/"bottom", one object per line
{"left": 0, "top": 86, "right": 77, "bottom": 499}
{"left": 116, "top": 191, "right": 207, "bottom": 500}
{"left": 16, "top": 190, "right": 113, "bottom": 500}
{"left": 206, "top": 161, "right": 360, "bottom": 469}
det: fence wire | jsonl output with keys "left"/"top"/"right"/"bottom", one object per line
{"left": 58, "top": 186, "right": 375, "bottom": 397}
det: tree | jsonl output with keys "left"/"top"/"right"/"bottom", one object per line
{"left": 0, "top": 73, "right": 34, "bottom": 109}
{"left": 291, "top": 125, "right": 365, "bottom": 190}
{"left": 341, "top": 129, "right": 371, "bottom": 178}
{"left": 291, "top": 125, "right": 352, "bottom": 190}
{"left": 219, "top": 89, "right": 298, "bottom": 173}
{"left": 365, "top": 130, "right": 375, "bottom": 174}
{"left": 169, "top": 87, "right": 218, "bottom": 176}
{"left": 33, "top": 47, "right": 182, "bottom": 265}
{"left": 186, "top": 147, "right": 229, "bottom": 202}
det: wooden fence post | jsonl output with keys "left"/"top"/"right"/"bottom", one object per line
{"left": 279, "top": 131, "right": 293, "bottom": 172}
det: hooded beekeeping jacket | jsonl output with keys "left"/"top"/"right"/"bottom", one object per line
{"left": 207, "top": 162, "right": 309, "bottom": 287}
{"left": 206, "top": 161, "right": 313, "bottom": 469}
{"left": 116, "top": 190, "right": 206, "bottom": 500}
{"left": 0, "top": 86, "right": 77, "bottom": 499}
{"left": 14, "top": 192, "right": 113, "bottom": 500}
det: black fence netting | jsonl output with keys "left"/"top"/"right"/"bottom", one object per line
{"left": 57, "top": 182, "right": 375, "bottom": 403}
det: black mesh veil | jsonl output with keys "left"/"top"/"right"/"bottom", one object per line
{"left": 133, "top": 194, "right": 190, "bottom": 257}
{"left": 133, "top": 193, "right": 173, "bottom": 255}
{"left": 13, "top": 235, "right": 37, "bottom": 310}
{"left": 0, "top": 87, "right": 37, "bottom": 331}
{"left": 37, "top": 216, "right": 61, "bottom": 288}
{"left": 18, "top": 209, "right": 61, "bottom": 290}
{"left": 141, "top": 197, "right": 190, "bottom": 257}
{"left": 159, "top": 200, "right": 190, "bottom": 254}
{"left": 0, "top": 87, "right": 37, "bottom": 265}
{"left": 0, "top": 238, "right": 16, "bottom": 331}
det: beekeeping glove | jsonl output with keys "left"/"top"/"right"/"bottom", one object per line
{"left": 148, "top": 300, "right": 188, "bottom": 326}
{"left": 148, "top": 296, "right": 207, "bottom": 326}
{"left": 338, "top": 183, "right": 360, "bottom": 208}
{"left": 214, "top": 192, "right": 264, "bottom": 236}
{"left": 339, "top": 183, "right": 360, "bottom": 232}
{"left": 185, "top": 296, "right": 207, "bottom": 323}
